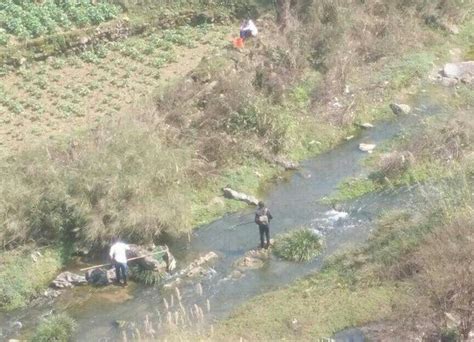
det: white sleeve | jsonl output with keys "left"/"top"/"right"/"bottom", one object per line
{"left": 109, "top": 246, "right": 115, "bottom": 258}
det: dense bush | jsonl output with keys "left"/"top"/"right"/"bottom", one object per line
{"left": 32, "top": 313, "right": 77, "bottom": 342}
{"left": 0, "top": 0, "right": 120, "bottom": 40}
{"left": 274, "top": 227, "right": 323, "bottom": 262}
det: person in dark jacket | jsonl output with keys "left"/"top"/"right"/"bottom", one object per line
{"left": 255, "top": 201, "right": 273, "bottom": 249}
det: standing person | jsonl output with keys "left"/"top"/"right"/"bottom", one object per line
{"left": 255, "top": 201, "right": 273, "bottom": 249}
{"left": 240, "top": 19, "right": 258, "bottom": 40}
{"left": 109, "top": 238, "right": 130, "bottom": 286}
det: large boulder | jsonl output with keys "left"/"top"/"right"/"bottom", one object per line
{"left": 443, "top": 62, "right": 474, "bottom": 78}
{"left": 51, "top": 272, "right": 87, "bottom": 289}
{"left": 441, "top": 61, "right": 474, "bottom": 84}
{"left": 127, "top": 244, "right": 176, "bottom": 272}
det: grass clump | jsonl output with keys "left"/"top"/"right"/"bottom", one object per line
{"left": 32, "top": 313, "right": 76, "bottom": 342}
{"left": 273, "top": 228, "right": 323, "bottom": 262}
{"left": 130, "top": 266, "right": 165, "bottom": 286}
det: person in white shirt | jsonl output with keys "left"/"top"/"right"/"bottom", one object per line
{"left": 240, "top": 19, "right": 258, "bottom": 40}
{"left": 109, "top": 238, "right": 130, "bottom": 286}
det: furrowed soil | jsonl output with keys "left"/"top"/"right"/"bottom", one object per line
{"left": 0, "top": 25, "right": 230, "bottom": 158}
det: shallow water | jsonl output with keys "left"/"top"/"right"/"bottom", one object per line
{"left": 0, "top": 90, "right": 447, "bottom": 341}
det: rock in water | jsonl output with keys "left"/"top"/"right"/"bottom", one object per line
{"left": 51, "top": 271, "right": 87, "bottom": 288}
{"left": 86, "top": 268, "right": 116, "bottom": 286}
{"left": 390, "top": 103, "right": 411, "bottom": 115}
{"left": 127, "top": 244, "right": 175, "bottom": 272}
{"left": 359, "top": 143, "right": 376, "bottom": 153}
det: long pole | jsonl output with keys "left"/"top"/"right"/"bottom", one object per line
{"left": 79, "top": 249, "right": 167, "bottom": 272}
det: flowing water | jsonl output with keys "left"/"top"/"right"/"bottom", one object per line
{"left": 0, "top": 90, "right": 448, "bottom": 341}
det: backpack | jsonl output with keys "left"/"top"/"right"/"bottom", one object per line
{"left": 258, "top": 208, "right": 269, "bottom": 225}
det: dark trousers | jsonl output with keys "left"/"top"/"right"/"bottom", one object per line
{"left": 240, "top": 30, "right": 253, "bottom": 39}
{"left": 259, "top": 225, "right": 270, "bottom": 248}
{"left": 115, "top": 262, "right": 128, "bottom": 283}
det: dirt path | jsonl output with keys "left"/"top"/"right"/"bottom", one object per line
{"left": 0, "top": 26, "right": 231, "bottom": 158}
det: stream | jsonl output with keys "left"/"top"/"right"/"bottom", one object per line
{"left": 0, "top": 89, "right": 448, "bottom": 341}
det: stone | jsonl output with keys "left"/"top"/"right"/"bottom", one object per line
{"left": 440, "top": 77, "right": 459, "bottom": 87}
{"left": 51, "top": 271, "right": 87, "bottom": 288}
{"left": 234, "top": 256, "right": 264, "bottom": 270}
{"left": 178, "top": 252, "right": 218, "bottom": 277}
{"left": 273, "top": 156, "right": 299, "bottom": 170}
{"left": 442, "top": 61, "right": 474, "bottom": 79}
{"left": 43, "top": 288, "right": 62, "bottom": 299}
{"left": 390, "top": 103, "right": 411, "bottom": 115}
{"left": 359, "top": 143, "right": 376, "bottom": 153}
{"left": 86, "top": 268, "right": 116, "bottom": 286}
{"left": 222, "top": 187, "right": 259, "bottom": 206}
{"left": 127, "top": 244, "right": 176, "bottom": 272}
{"left": 186, "top": 266, "right": 207, "bottom": 278}
{"left": 359, "top": 122, "right": 374, "bottom": 129}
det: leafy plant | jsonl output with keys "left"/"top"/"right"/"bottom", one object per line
{"left": 274, "top": 228, "right": 324, "bottom": 262}
{"left": 32, "top": 313, "right": 77, "bottom": 342}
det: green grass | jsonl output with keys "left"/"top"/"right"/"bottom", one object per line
{"left": 31, "top": 313, "right": 76, "bottom": 342}
{"left": 323, "top": 178, "right": 378, "bottom": 204}
{"left": 0, "top": 248, "right": 63, "bottom": 311}
{"left": 215, "top": 270, "right": 398, "bottom": 340}
{"left": 273, "top": 228, "right": 324, "bottom": 262}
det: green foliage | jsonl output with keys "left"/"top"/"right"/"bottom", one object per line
{"left": 323, "top": 178, "right": 378, "bottom": 204}
{"left": 274, "top": 228, "right": 323, "bottom": 262}
{"left": 0, "top": 0, "right": 121, "bottom": 40}
{"left": 0, "top": 248, "right": 62, "bottom": 311}
{"left": 32, "top": 313, "right": 77, "bottom": 342}
{"left": 130, "top": 266, "right": 165, "bottom": 285}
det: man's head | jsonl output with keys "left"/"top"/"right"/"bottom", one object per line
{"left": 258, "top": 201, "right": 265, "bottom": 208}
{"left": 111, "top": 236, "right": 119, "bottom": 244}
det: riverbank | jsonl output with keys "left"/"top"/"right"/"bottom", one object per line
{"left": 212, "top": 21, "right": 474, "bottom": 341}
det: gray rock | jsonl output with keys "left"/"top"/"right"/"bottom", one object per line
{"left": 222, "top": 187, "right": 259, "bottom": 206}
{"left": 390, "top": 103, "right": 411, "bottom": 115}
{"left": 86, "top": 268, "right": 116, "bottom": 286}
{"left": 442, "top": 61, "right": 474, "bottom": 79}
{"left": 51, "top": 271, "right": 87, "bottom": 288}
{"left": 359, "top": 143, "right": 376, "bottom": 153}
{"left": 359, "top": 122, "right": 374, "bottom": 129}
{"left": 127, "top": 244, "right": 175, "bottom": 272}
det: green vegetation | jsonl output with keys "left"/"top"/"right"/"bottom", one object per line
{"left": 0, "top": 0, "right": 120, "bottom": 41}
{"left": 273, "top": 227, "right": 323, "bottom": 262}
{"left": 0, "top": 248, "right": 63, "bottom": 311}
{"left": 32, "top": 313, "right": 77, "bottom": 342}
{"left": 130, "top": 267, "right": 165, "bottom": 286}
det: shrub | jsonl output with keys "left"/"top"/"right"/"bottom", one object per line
{"left": 32, "top": 313, "right": 77, "bottom": 342}
{"left": 274, "top": 227, "right": 323, "bottom": 262}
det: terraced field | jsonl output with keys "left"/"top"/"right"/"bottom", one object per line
{"left": 0, "top": 24, "right": 231, "bottom": 157}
